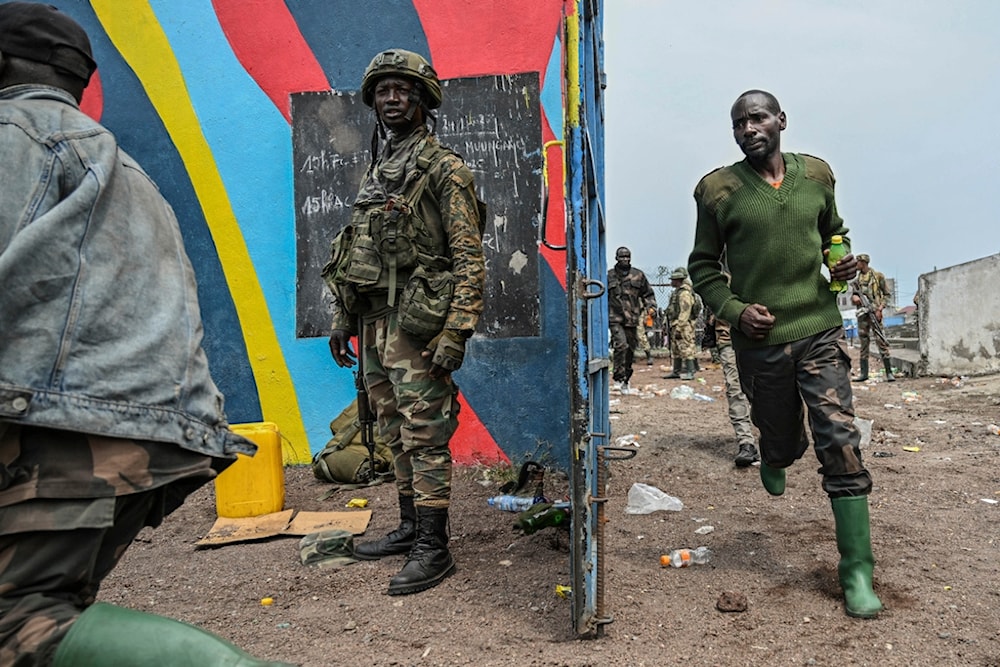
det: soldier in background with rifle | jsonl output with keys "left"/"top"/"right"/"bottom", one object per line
{"left": 851, "top": 254, "right": 895, "bottom": 382}
{"left": 324, "top": 49, "right": 485, "bottom": 596}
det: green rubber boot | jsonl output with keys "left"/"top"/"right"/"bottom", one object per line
{"left": 853, "top": 359, "right": 869, "bottom": 382}
{"left": 759, "top": 462, "right": 786, "bottom": 496}
{"left": 831, "top": 496, "right": 883, "bottom": 619}
{"left": 663, "top": 358, "right": 682, "bottom": 379}
{"left": 52, "top": 602, "right": 296, "bottom": 666}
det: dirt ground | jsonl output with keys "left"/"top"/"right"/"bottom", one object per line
{"left": 101, "top": 347, "right": 1000, "bottom": 667}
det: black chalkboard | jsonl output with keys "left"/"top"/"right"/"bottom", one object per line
{"left": 292, "top": 73, "right": 543, "bottom": 339}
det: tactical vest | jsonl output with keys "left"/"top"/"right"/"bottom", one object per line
{"left": 322, "top": 138, "right": 484, "bottom": 338}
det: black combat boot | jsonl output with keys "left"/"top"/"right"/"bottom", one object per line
{"left": 663, "top": 358, "right": 681, "bottom": 379}
{"left": 853, "top": 359, "right": 869, "bottom": 382}
{"left": 734, "top": 443, "right": 759, "bottom": 467}
{"left": 882, "top": 358, "right": 896, "bottom": 382}
{"left": 354, "top": 494, "right": 416, "bottom": 560}
{"left": 645, "top": 350, "right": 653, "bottom": 366}
{"left": 388, "top": 506, "right": 455, "bottom": 595}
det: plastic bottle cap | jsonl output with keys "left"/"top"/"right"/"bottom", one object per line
{"left": 831, "top": 235, "right": 843, "bottom": 244}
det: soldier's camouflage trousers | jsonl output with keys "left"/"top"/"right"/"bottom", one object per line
{"left": 634, "top": 320, "right": 651, "bottom": 354}
{"left": 0, "top": 490, "right": 194, "bottom": 666}
{"left": 670, "top": 320, "right": 696, "bottom": 360}
{"left": 857, "top": 313, "right": 890, "bottom": 361}
{"left": 609, "top": 322, "right": 637, "bottom": 383}
{"left": 735, "top": 327, "right": 873, "bottom": 497}
{"left": 718, "top": 345, "right": 754, "bottom": 447}
{"left": 363, "top": 312, "right": 458, "bottom": 508}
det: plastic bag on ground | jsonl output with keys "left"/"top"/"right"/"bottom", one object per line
{"left": 625, "top": 482, "right": 684, "bottom": 514}
{"left": 855, "top": 416, "right": 873, "bottom": 447}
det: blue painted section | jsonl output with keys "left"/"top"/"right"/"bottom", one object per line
{"left": 285, "top": 0, "right": 430, "bottom": 90}
{"left": 541, "top": 37, "right": 564, "bottom": 142}
{"left": 65, "top": 3, "right": 261, "bottom": 420}
{"left": 457, "top": 259, "right": 570, "bottom": 462}
{"left": 148, "top": 1, "right": 349, "bottom": 446}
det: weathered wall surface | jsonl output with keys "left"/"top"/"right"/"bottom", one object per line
{"left": 56, "top": 0, "right": 575, "bottom": 464}
{"left": 918, "top": 253, "right": 1000, "bottom": 376}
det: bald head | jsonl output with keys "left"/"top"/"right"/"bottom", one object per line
{"left": 732, "top": 90, "right": 781, "bottom": 116}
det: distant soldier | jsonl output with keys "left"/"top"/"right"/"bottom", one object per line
{"left": 634, "top": 305, "right": 656, "bottom": 366}
{"left": 607, "top": 247, "right": 657, "bottom": 390}
{"left": 704, "top": 274, "right": 760, "bottom": 467}
{"left": 851, "top": 254, "right": 894, "bottom": 382}
{"left": 663, "top": 267, "right": 697, "bottom": 380}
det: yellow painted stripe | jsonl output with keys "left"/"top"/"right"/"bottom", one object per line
{"left": 91, "top": 0, "right": 310, "bottom": 463}
{"left": 566, "top": 5, "right": 581, "bottom": 129}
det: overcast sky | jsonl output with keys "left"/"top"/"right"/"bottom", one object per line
{"left": 603, "top": 0, "right": 1000, "bottom": 304}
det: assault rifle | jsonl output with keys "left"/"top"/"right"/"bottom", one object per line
{"left": 355, "top": 315, "right": 378, "bottom": 482}
{"left": 852, "top": 287, "right": 891, "bottom": 351}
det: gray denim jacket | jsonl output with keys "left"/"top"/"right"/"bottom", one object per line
{"left": 0, "top": 84, "right": 253, "bottom": 458}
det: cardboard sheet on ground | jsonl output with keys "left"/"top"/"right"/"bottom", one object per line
{"left": 196, "top": 509, "right": 371, "bottom": 547}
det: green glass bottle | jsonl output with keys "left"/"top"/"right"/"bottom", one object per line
{"left": 827, "top": 235, "right": 848, "bottom": 293}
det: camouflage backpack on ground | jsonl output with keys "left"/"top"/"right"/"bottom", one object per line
{"left": 311, "top": 399, "right": 393, "bottom": 486}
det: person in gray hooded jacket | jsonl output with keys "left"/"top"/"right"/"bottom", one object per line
{"left": 0, "top": 4, "right": 291, "bottom": 665}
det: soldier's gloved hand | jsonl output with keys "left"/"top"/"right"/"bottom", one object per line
{"left": 329, "top": 329, "right": 357, "bottom": 368}
{"left": 421, "top": 329, "right": 467, "bottom": 378}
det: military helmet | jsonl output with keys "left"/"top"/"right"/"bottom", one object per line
{"left": 361, "top": 49, "right": 442, "bottom": 109}
{"left": 856, "top": 253, "right": 870, "bottom": 263}
{"left": 670, "top": 267, "right": 688, "bottom": 280}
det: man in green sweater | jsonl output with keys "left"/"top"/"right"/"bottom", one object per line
{"left": 687, "top": 90, "right": 882, "bottom": 619}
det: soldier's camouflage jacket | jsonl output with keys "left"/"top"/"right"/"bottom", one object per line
{"left": 607, "top": 266, "right": 656, "bottom": 327}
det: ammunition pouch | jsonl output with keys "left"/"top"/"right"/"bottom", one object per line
{"left": 398, "top": 264, "right": 455, "bottom": 340}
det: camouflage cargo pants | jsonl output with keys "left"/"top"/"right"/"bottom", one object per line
{"left": 670, "top": 320, "right": 696, "bottom": 360}
{"left": 735, "top": 327, "right": 872, "bottom": 497}
{"left": 634, "top": 320, "right": 650, "bottom": 354}
{"left": 718, "top": 344, "right": 754, "bottom": 447}
{"left": 857, "top": 313, "right": 891, "bottom": 361}
{"left": 609, "top": 323, "right": 637, "bottom": 383}
{"left": 0, "top": 490, "right": 197, "bottom": 666}
{"left": 363, "top": 312, "right": 458, "bottom": 508}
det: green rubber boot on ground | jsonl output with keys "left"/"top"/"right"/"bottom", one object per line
{"left": 853, "top": 359, "right": 869, "bottom": 382}
{"left": 831, "top": 495, "right": 883, "bottom": 619}
{"left": 882, "top": 358, "right": 896, "bottom": 382}
{"left": 759, "top": 462, "right": 786, "bottom": 496}
{"left": 663, "top": 358, "right": 681, "bottom": 379}
{"left": 679, "top": 358, "right": 695, "bottom": 381}
{"left": 52, "top": 602, "right": 296, "bottom": 666}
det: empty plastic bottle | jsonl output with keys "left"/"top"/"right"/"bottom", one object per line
{"left": 487, "top": 495, "right": 542, "bottom": 512}
{"left": 827, "top": 235, "right": 848, "bottom": 293}
{"left": 661, "top": 546, "right": 713, "bottom": 568}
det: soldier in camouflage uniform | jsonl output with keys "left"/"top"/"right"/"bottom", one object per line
{"left": 704, "top": 289, "right": 760, "bottom": 467}
{"left": 664, "top": 267, "right": 698, "bottom": 380}
{"left": 850, "top": 254, "right": 894, "bottom": 382}
{"left": 687, "top": 90, "right": 881, "bottom": 618}
{"left": 607, "top": 247, "right": 657, "bottom": 391}
{"left": 325, "top": 49, "right": 485, "bottom": 596}
{"left": 0, "top": 5, "right": 291, "bottom": 665}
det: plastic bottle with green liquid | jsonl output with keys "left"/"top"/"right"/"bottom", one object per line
{"left": 827, "top": 235, "right": 848, "bottom": 292}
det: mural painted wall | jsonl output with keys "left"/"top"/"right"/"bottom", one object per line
{"left": 53, "top": 0, "right": 574, "bottom": 465}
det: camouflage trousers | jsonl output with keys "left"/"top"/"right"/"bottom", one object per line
{"left": 634, "top": 320, "right": 650, "bottom": 354}
{"left": 735, "top": 327, "right": 873, "bottom": 497}
{"left": 670, "top": 320, "right": 696, "bottom": 360}
{"left": 718, "top": 345, "right": 754, "bottom": 447}
{"left": 857, "top": 313, "right": 891, "bottom": 361}
{"left": 363, "top": 312, "right": 458, "bottom": 508}
{"left": 609, "top": 323, "right": 637, "bottom": 383}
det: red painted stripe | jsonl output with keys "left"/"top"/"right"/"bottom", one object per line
{"left": 450, "top": 392, "right": 508, "bottom": 465}
{"left": 79, "top": 69, "right": 103, "bottom": 122}
{"left": 412, "top": 0, "right": 564, "bottom": 79}
{"left": 540, "top": 116, "right": 567, "bottom": 289}
{"left": 212, "top": 0, "right": 330, "bottom": 122}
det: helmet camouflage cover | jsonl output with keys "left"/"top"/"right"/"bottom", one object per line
{"left": 361, "top": 48, "right": 442, "bottom": 109}
{"left": 670, "top": 267, "right": 688, "bottom": 280}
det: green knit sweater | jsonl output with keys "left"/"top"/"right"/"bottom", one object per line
{"left": 687, "top": 152, "right": 849, "bottom": 350}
